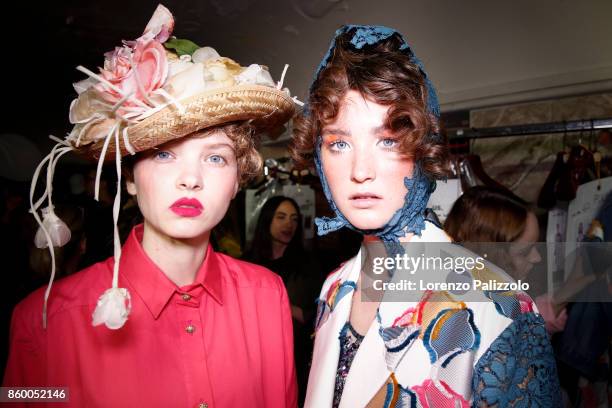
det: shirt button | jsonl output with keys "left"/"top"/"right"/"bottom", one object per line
{"left": 198, "top": 403, "right": 208, "bottom": 408}
{"left": 185, "top": 324, "right": 196, "bottom": 334}
{"left": 182, "top": 293, "right": 191, "bottom": 301}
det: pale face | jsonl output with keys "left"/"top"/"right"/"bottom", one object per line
{"left": 270, "top": 200, "right": 299, "bottom": 245}
{"left": 509, "top": 211, "right": 541, "bottom": 279}
{"left": 320, "top": 90, "right": 414, "bottom": 230}
{"left": 126, "top": 131, "right": 239, "bottom": 244}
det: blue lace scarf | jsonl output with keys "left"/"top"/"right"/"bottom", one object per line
{"left": 310, "top": 25, "right": 441, "bottom": 242}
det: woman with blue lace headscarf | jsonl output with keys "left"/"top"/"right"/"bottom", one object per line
{"left": 291, "top": 25, "right": 561, "bottom": 407}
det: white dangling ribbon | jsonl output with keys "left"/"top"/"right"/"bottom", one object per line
{"left": 276, "top": 64, "right": 289, "bottom": 90}
{"left": 122, "top": 127, "right": 136, "bottom": 156}
{"left": 92, "top": 126, "right": 132, "bottom": 329}
{"left": 29, "top": 137, "right": 74, "bottom": 328}
{"left": 93, "top": 123, "right": 118, "bottom": 201}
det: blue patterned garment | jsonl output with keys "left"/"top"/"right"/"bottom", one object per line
{"left": 472, "top": 312, "right": 562, "bottom": 407}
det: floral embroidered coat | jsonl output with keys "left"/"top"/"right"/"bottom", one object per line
{"left": 305, "top": 222, "right": 561, "bottom": 408}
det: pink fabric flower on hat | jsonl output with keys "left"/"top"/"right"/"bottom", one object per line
{"left": 95, "top": 4, "right": 172, "bottom": 114}
{"left": 97, "top": 40, "right": 168, "bottom": 111}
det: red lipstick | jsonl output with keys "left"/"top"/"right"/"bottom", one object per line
{"left": 170, "top": 198, "right": 203, "bottom": 217}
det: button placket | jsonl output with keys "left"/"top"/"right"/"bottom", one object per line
{"left": 175, "top": 297, "right": 211, "bottom": 406}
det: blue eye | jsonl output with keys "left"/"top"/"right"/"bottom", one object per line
{"left": 154, "top": 151, "right": 172, "bottom": 160}
{"left": 380, "top": 138, "right": 398, "bottom": 148}
{"left": 330, "top": 140, "right": 350, "bottom": 151}
{"left": 207, "top": 155, "right": 226, "bottom": 165}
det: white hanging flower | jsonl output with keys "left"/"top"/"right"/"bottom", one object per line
{"left": 92, "top": 287, "right": 132, "bottom": 330}
{"left": 34, "top": 207, "right": 71, "bottom": 249}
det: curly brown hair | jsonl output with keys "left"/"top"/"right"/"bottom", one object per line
{"left": 123, "top": 122, "right": 262, "bottom": 186}
{"left": 290, "top": 30, "right": 449, "bottom": 180}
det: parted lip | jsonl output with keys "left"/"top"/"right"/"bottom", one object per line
{"left": 170, "top": 197, "right": 203, "bottom": 209}
{"left": 349, "top": 193, "right": 382, "bottom": 200}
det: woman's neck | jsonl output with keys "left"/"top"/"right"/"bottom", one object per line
{"left": 363, "top": 231, "right": 415, "bottom": 244}
{"left": 271, "top": 240, "right": 287, "bottom": 260}
{"left": 141, "top": 223, "right": 210, "bottom": 287}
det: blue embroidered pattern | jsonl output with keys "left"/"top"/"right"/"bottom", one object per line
{"left": 471, "top": 312, "right": 562, "bottom": 407}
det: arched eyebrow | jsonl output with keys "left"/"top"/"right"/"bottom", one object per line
{"left": 206, "top": 142, "right": 235, "bottom": 152}
{"left": 322, "top": 126, "right": 390, "bottom": 137}
{"left": 321, "top": 127, "right": 350, "bottom": 136}
{"left": 372, "top": 125, "right": 389, "bottom": 135}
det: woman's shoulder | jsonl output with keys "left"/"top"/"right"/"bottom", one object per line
{"left": 12, "top": 258, "right": 114, "bottom": 325}
{"left": 216, "top": 252, "right": 285, "bottom": 292}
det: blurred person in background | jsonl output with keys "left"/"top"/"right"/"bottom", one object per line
{"left": 245, "top": 196, "right": 322, "bottom": 406}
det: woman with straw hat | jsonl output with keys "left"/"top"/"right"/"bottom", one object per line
{"left": 3, "top": 4, "right": 298, "bottom": 407}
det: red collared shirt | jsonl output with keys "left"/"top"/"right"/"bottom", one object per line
{"left": 3, "top": 226, "right": 297, "bottom": 407}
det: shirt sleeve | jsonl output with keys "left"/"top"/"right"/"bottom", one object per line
{"left": 2, "top": 300, "right": 47, "bottom": 389}
{"left": 471, "top": 312, "right": 562, "bottom": 407}
{"left": 280, "top": 283, "right": 298, "bottom": 408}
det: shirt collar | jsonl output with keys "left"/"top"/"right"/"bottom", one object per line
{"left": 120, "top": 225, "right": 224, "bottom": 319}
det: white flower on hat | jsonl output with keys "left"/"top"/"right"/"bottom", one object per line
{"left": 192, "top": 46, "right": 220, "bottom": 63}
{"left": 236, "top": 64, "right": 276, "bottom": 87}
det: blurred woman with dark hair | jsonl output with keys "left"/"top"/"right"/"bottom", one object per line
{"left": 245, "top": 196, "right": 322, "bottom": 405}
{"left": 247, "top": 196, "right": 304, "bottom": 265}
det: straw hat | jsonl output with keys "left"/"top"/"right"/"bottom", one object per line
{"left": 67, "top": 4, "right": 296, "bottom": 160}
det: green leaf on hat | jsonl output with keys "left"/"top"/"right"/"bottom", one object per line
{"left": 164, "top": 38, "right": 200, "bottom": 56}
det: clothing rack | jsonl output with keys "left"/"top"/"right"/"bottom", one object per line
{"left": 448, "top": 117, "right": 612, "bottom": 141}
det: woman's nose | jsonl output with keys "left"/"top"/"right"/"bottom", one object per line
{"left": 350, "top": 147, "right": 374, "bottom": 183}
{"left": 176, "top": 166, "right": 203, "bottom": 191}
{"left": 528, "top": 247, "right": 542, "bottom": 264}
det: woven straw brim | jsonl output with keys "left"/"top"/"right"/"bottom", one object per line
{"left": 82, "top": 84, "right": 295, "bottom": 160}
